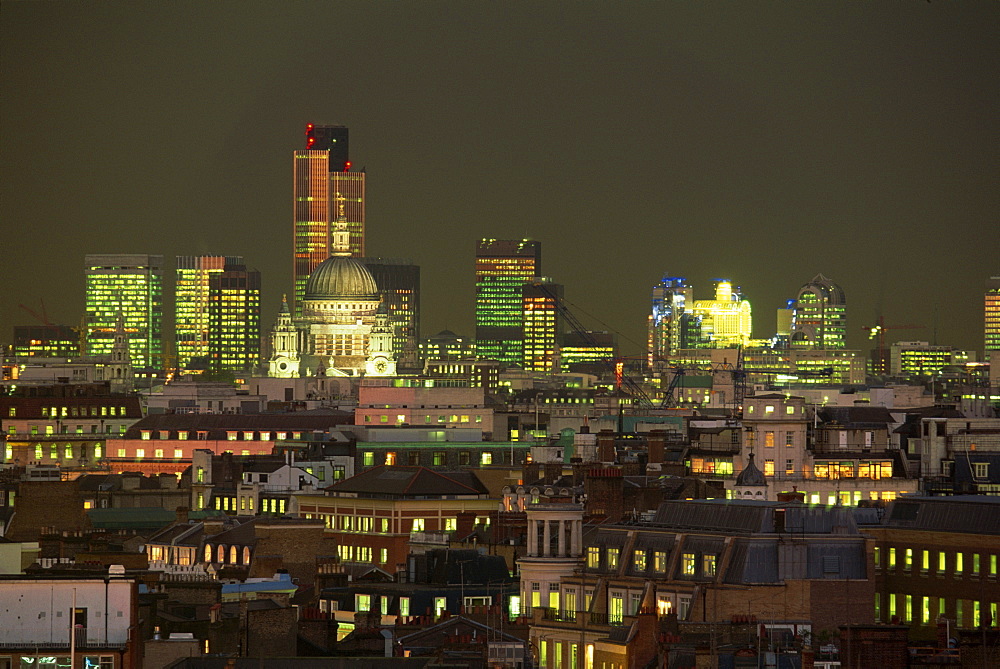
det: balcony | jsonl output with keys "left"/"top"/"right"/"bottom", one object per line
{"left": 0, "top": 627, "right": 128, "bottom": 648}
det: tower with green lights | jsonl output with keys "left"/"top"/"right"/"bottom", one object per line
{"left": 85, "top": 254, "right": 164, "bottom": 370}
{"left": 475, "top": 239, "right": 541, "bottom": 366}
{"left": 790, "top": 274, "right": 847, "bottom": 349}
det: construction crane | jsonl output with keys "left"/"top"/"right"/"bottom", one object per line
{"left": 862, "top": 316, "right": 926, "bottom": 376}
{"left": 536, "top": 284, "right": 655, "bottom": 414}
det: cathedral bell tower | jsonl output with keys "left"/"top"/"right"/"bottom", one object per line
{"left": 269, "top": 295, "right": 302, "bottom": 378}
{"left": 365, "top": 302, "right": 397, "bottom": 376}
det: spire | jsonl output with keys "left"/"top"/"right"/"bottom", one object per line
{"left": 331, "top": 191, "right": 351, "bottom": 256}
{"left": 279, "top": 294, "right": 290, "bottom": 314}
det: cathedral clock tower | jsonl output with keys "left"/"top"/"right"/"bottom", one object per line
{"left": 365, "top": 302, "right": 397, "bottom": 376}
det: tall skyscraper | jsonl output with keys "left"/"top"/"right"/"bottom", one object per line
{"left": 790, "top": 274, "right": 847, "bottom": 349}
{"left": 521, "top": 278, "right": 563, "bottom": 373}
{"left": 986, "top": 276, "right": 1000, "bottom": 353}
{"left": 207, "top": 262, "right": 261, "bottom": 374}
{"left": 475, "top": 239, "right": 541, "bottom": 366}
{"left": 293, "top": 124, "right": 365, "bottom": 315}
{"left": 648, "top": 275, "right": 694, "bottom": 362}
{"left": 176, "top": 255, "right": 232, "bottom": 369}
{"left": 175, "top": 256, "right": 260, "bottom": 373}
{"left": 361, "top": 258, "right": 420, "bottom": 371}
{"left": 85, "top": 254, "right": 164, "bottom": 369}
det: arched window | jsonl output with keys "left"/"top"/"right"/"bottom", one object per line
{"left": 230, "top": 545, "right": 238, "bottom": 564}
{"left": 243, "top": 546, "right": 251, "bottom": 565}
{"left": 218, "top": 544, "right": 226, "bottom": 563}
{"left": 204, "top": 544, "right": 212, "bottom": 563}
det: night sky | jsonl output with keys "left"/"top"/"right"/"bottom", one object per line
{"left": 2, "top": 2, "right": 997, "bottom": 357}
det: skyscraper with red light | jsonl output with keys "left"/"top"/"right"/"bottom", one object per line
{"left": 293, "top": 124, "right": 365, "bottom": 315}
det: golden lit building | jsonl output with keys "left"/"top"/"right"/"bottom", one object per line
{"left": 690, "top": 280, "right": 752, "bottom": 347}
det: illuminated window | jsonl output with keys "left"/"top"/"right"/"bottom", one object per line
{"left": 633, "top": 550, "right": 646, "bottom": 571}
{"left": 226, "top": 432, "right": 237, "bottom": 441}
{"left": 356, "top": 594, "right": 371, "bottom": 612}
{"left": 703, "top": 554, "right": 717, "bottom": 576}
{"left": 362, "top": 452, "right": 374, "bottom": 466}
{"left": 764, "top": 405, "right": 775, "bottom": 414}
{"left": 218, "top": 545, "right": 226, "bottom": 563}
{"left": 764, "top": 431, "right": 775, "bottom": 448}
{"left": 140, "top": 430, "right": 151, "bottom": 440}
{"left": 764, "top": 459, "right": 775, "bottom": 476}
{"left": 480, "top": 452, "right": 493, "bottom": 465}
{"left": 654, "top": 551, "right": 667, "bottom": 572}
{"left": 682, "top": 553, "right": 695, "bottom": 575}
{"left": 433, "top": 451, "right": 446, "bottom": 466}
{"left": 136, "top": 449, "right": 145, "bottom": 458}
{"left": 607, "top": 548, "right": 619, "bottom": 569}
{"left": 587, "top": 546, "right": 600, "bottom": 568}
{"left": 786, "top": 406, "right": 795, "bottom": 415}
{"left": 411, "top": 518, "right": 425, "bottom": 532}
{"left": 888, "top": 548, "right": 896, "bottom": 568}
{"left": 905, "top": 548, "right": 913, "bottom": 569}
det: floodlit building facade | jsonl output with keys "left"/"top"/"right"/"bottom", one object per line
{"left": 292, "top": 124, "right": 365, "bottom": 315}
{"left": 475, "top": 239, "right": 541, "bottom": 366}
{"left": 689, "top": 280, "right": 752, "bottom": 348}
{"left": 84, "top": 254, "right": 164, "bottom": 370}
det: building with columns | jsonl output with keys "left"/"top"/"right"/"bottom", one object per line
{"left": 518, "top": 502, "right": 585, "bottom": 625}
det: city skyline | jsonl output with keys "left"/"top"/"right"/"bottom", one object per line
{"left": 2, "top": 3, "right": 997, "bottom": 356}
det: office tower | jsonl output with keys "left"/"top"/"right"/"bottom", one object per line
{"left": 560, "top": 330, "right": 617, "bottom": 373}
{"left": 176, "top": 256, "right": 260, "bottom": 373}
{"left": 175, "top": 256, "right": 233, "bottom": 370}
{"left": 790, "top": 274, "right": 847, "bottom": 349}
{"left": 85, "top": 254, "right": 164, "bottom": 369}
{"left": 986, "top": 276, "right": 1000, "bottom": 353}
{"left": 521, "top": 278, "right": 563, "bottom": 373}
{"left": 690, "top": 280, "right": 753, "bottom": 347}
{"left": 293, "top": 124, "right": 365, "bottom": 315}
{"left": 361, "top": 258, "right": 420, "bottom": 370}
{"left": 648, "top": 275, "right": 694, "bottom": 362}
{"left": 475, "top": 239, "right": 541, "bottom": 366}
{"left": 207, "top": 262, "right": 261, "bottom": 374}
{"left": 890, "top": 341, "right": 966, "bottom": 378}
{"left": 12, "top": 325, "right": 79, "bottom": 358}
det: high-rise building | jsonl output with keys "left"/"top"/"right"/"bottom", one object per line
{"left": 475, "top": 239, "right": 541, "bottom": 366}
{"left": 293, "top": 123, "right": 365, "bottom": 315}
{"left": 986, "top": 276, "right": 1000, "bottom": 353}
{"left": 176, "top": 256, "right": 260, "bottom": 373}
{"left": 361, "top": 258, "right": 420, "bottom": 371}
{"left": 690, "top": 280, "right": 753, "bottom": 348}
{"left": 648, "top": 275, "right": 694, "bottom": 362}
{"left": 521, "top": 278, "right": 563, "bottom": 373}
{"left": 175, "top": 255, "right": 236, "bottom": 369}
{"left": 207, "top": 262, "right": 261, "bottom": 374}
{"left": 85, "top": 254, "right": 164, "bottom": 370}
{"left": 790, "top": 274, "right": 847, "bottom": 349}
